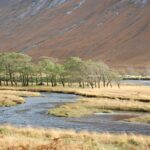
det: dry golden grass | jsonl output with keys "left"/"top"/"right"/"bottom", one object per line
{"left": 49, "top": 98, "right": 150, "bottom": 117}
{"left": 0, "top": 125, "right": 150, "bottom": 150}
{"left": 0, "top": 90, "right": 40, "bottom": 97}
{"left": 0, "top": 94, "right": 25, "bottom": 107}
{"left": 0, "top": 90, "right": 40, "bottom": 107}
{"left": 0, "top": 86, "right": 149, "bottom": 149}
{"left": 0, "top": 84, "right": 149, "bottom": 102}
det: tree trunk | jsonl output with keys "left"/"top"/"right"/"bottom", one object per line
{"left": 82, "top": 82, "right": 85, "bottom": 88}
{"left": 26, "top": 75, "right": 29, "bottom": 86}
{"left": 36, "top": 77, "right": 38, "bottom": 86}
{"left": 9, "top": 72, "right": 14, "bottom": 86}
{"left": 60, "top": 78, "right": 65, "bottom": 87}
{"left": 46, "top": 77, "right": 49, "bottom": 86}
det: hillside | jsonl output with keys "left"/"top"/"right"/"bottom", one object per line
{"left": 0, "top": 0, "right": 150, "bottom": 69}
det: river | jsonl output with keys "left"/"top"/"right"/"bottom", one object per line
{"left": 122, "top": 80, "right": 150, "bottom": 86}
{"left": 0, "top": 92, "right": 149, "bottom": 135}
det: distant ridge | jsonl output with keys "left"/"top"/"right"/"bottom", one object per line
{"left": 0, "top": 0, "right": 150, "bottom": 69}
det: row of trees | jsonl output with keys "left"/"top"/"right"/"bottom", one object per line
{"left": 0, "top": 52, "right": 121, "bottom": 88}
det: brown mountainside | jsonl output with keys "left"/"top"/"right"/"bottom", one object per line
{"left": 0, "top": 0, "right": 150, "bottom": 69}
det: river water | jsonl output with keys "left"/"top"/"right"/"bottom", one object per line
{"left": 0, "top": 92, "right": 150, "bottom": 135}
{"left": 122, "top": 80, "right": 150, "bottom": 86}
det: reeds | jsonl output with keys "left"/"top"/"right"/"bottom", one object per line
{"left": 0, "top": 125, "right": 149, "bottom": 150}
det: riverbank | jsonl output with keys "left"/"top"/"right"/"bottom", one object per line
{"left": 0, "top": 85, "right": 149, "bottom": 123}
{"left": 0, "top": 94, "right": 25, "bottom": 107}
{"left": 126, "top": 115, "right": 150, "bottom": 124}
{"left": 48, "top": 98, "right": 150, "bottom": 118}
{"left": 0, "top": 125, "right": 149, "bottom": 150}
{"left": 0, "top": 90, "right": 40, "bottom": 107}
{"left": 0, "top": 84, "right": 150, "bottom": 102}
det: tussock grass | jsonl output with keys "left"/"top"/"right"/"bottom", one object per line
{"left": 0, "top": 90, "right": 40, "bottom": 97}
{"left": 0, "top": 125, "right": 150, "bottom": 150}
{"left": 126, "top": 115, "right": 150, "bottom": 124}
{"left": 0, "top": 90, "right": 40, "bottom": 107}
{"left": 0, "top": 94, "right": 25, "bottom": 107}
{"left": 48, "top": 98, "right": 150, "bottom": 117}
{"left": 0, "top": 85, "right": 150, "bottom": 102}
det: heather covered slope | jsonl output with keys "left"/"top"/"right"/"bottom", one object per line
{"left": 0, "top": 0, "right": 150, "bottom": 68}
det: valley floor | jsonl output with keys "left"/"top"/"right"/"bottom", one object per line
{"left": 0, "top": 84, "right": 150, "bottom": 123}
{"left": 0, "top": 90, "right": 40, "bottom": 107}
{"left": 0, "top": 84, "right": 150, "bottom": 102}
{"left": 0, "top": 84, "right": 150, "bottom": 149}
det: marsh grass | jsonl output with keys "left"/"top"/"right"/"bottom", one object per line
{"left": 0, "top": 125, "right": 150, "bottom": 150}
{"left": 0, "top": 94, "right": 25, "bottom": 107}
{"left": 0, "top": 90, "right": 40, "bottom": 107}
{"left": 0, "top": 85, "right": 150, "bottom": 102}
{"left": 0, "top": 86, "right": 149, "bottom": 149}
{"left": 48, "top": 98, "right": 150, "bottom": 117}
{"left": 0, "top": 90, "right": 40, "bottom": 97}
{"left": 0, "top": 86, "right": 149, "bottom": 118}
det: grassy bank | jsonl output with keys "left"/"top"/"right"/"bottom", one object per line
{"left": 0, "top": 90, "right": 41, "bottom": 97}
{"left": 0, "top": 94, "right": 25, "bottom": 107}
{"left": 126, "top": 115, "right": 150, "bottom": 124}
{"left": 0, "top": 85, "right": 149, "bottom": 117}
{"left": 0, "top": 90, "right": 40, "bottom": 107}
{"left": 0, "top": 85, "right": 150, "bottom": 102}
{"left": 0, "top": 85, "right": 149, "bottom": 119}
{"left": 0, "top": 125, "right": 149, "bottom": 150}
{"left": 48, "top": 98, "right": 150, "bottom": 118}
